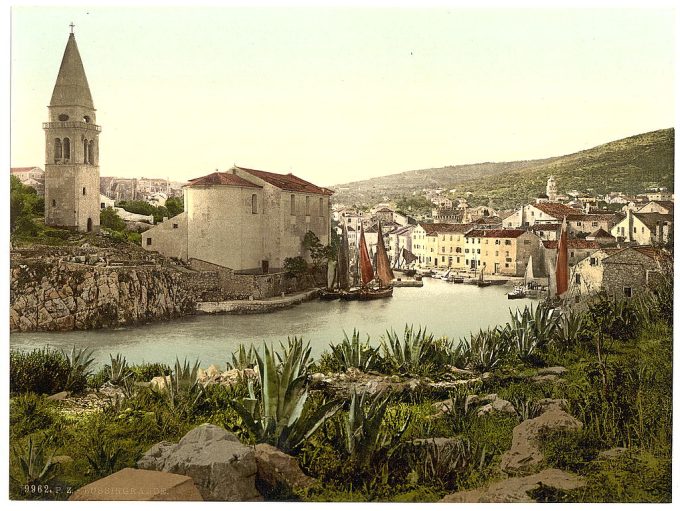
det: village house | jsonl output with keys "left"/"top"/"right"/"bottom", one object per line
{"left": 645, "top": 189, "right": 673, "bottom": 202}
{"left": 388, "top": 224, "right": 415, "bottom": 268}
{"left": 464, "top": 229, "right": 541, "bottom": 276}
{"left": 637, "top": 200, "right": 674, "bottom": 215}
{"left": 529, "top": 223, "right": 561, "bottom": 241}
{"left": 571, "top": 247, "right": 670, "bottom": 299}
{"left": 586, "top": 228, "right": 617, "bottom": 245}
{"left": 99, "top": 193, "right": 115, "bottom": 209}
{"left": 610, "top": 209, "right": 673, "bottom": 245}
{"left": 502, "top": 202, "right": 580, "bottom": 228}
{"left": 141, "top": 166, "right": 332, "bottom": 272}
{"left": 566, "top": 212, "right": 622, "bottom": 237}
{"left": 11, "top": 166, "right": 45, "bottom": 195}
{"left": 540, "top": 239, "right": 601, "bottom": 275}
{"left": 435, "top": 223, "right": 474, "bottom": 270}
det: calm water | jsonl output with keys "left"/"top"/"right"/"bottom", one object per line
{"left": 10, "top": 278, "right": 535, "bottom": 368}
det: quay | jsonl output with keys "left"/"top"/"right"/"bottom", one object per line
{"left": 195, "top": 289, "right": 320, "bottom": 315}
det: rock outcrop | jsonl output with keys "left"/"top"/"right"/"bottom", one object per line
{"left": 254, "top": 443, "right": 316, "bottom": 497}
{"left": 500, "top": 399, "right": 583, "bottom": 476}
{"left": 137, "top": 424, "right": 261, "bottom": 501}
{"left": 439, "top": 468, "right": 584, "bottom": 503}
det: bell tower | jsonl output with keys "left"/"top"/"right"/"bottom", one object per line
{"left": 44, "top": 26, "right": 101, "bottom": 232}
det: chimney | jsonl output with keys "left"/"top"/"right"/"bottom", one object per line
{"left": 627, "top": 209, "right": 634, "bottom": 243}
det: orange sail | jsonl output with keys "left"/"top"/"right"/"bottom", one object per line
{"left": 375, "top": 221, "right": 395, "bottom": 286}
{"left": 358, "top": 225, "right": 374, "bottom": 286}
{"left": 556, "top": 216, "right": 569, "bottom": 297}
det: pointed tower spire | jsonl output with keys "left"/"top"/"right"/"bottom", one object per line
{"left": 50, "top": 31, "right": 94, "bottom": 109}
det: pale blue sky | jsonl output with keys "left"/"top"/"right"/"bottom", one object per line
{"left": 10, "top": 6, "right": 675, "bottom": 186}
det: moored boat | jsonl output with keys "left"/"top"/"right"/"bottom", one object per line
{"left": 507, "top": 286, "right": 526, "bottom": 299}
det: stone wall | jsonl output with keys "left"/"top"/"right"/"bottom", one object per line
{"left": 10, "top": 259, "right": 201, "bottom": 332}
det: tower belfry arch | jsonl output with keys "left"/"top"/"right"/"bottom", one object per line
{"left": 44, "top": 27, "right": 101, "bottom": 232}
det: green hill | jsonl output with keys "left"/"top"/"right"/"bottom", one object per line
{"left": 332, "top": 128, "right": 674, "bottom": 209}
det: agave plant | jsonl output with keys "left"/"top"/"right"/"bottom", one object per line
{"left": 447, "top": 338, "right": 471, "bottom": 370}
{"left": 62, "top": 345, "right": 95, "bottom": 392}
{"left": 107, "top": 353, "right": 132, "bottom": 386}
{"left": 510, "top": 395, "right": 543, "bottom": 422}
{"left": 443, "top": 384, "right": 478, "bottom": 434}
{"left": 381, "top": 325, "right": 439, "bottom": 374}
{"left": 555, "top": 310, "right": 587, "bottom": 348}
{"left": 159, "top": 358, "right": 204, "bottom": 416}
{"left": 343, "top": 388, "right": 410, "bottom": 471}
{"left": 10, "top": 435, "right": 59, "bottom": 488}
{"left": 414, "top": 437, "right": 488, "bottom": 490}
{"left": 465, "top": 327, "right": 509, "bottom": 372}
{"left": 507, "top": 303, "right": 559, "bottom": 361}
{"left": 329, "top": 330, "right": 380, "bottom": 372}
{"left": 226, "top": 344, "right": 258, "bottom": 371}
{"left": 231, "top": 338, "right": 342, "bottom": 454}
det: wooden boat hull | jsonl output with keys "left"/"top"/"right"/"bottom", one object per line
{"left": 507, "top": 292, "right": 526, "bottom": 299}
{"left": 319, "top": 290, "right": 343, "bottom": 300}
{"left": 356, "top": 287, "right": 394, "bottom": 300}
{"left": 452, "top": 277, "right": 464, "bottom": 283}
{"left": 476, "top": 281, "right": 492, "bottom": 287}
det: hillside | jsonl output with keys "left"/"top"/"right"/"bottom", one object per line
{"left": 332, "top": 128, "right": 674, "bottom": 209}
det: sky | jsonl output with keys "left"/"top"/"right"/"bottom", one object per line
{"left": 9, "top": 4, "right": 676, "bottom": 187}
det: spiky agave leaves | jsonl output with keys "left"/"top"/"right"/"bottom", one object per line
{"left": 62, "top": 345, "right": 95, "bottom": 392}
{"left": 10, "top": 434, "right": 59, "bottom": 488}
{"left": 466, "top": 327, "right": 509, "bottom": 372}
{"left": 330, "top": 329, "right": 380, "bottom": 372}
{"left": 226, "top": 344, "right": 258, "bottom": 371}
{"left": 381, "top": 325, "right": 437, "bottom": 375}
{"left": 232, "top": 338, "right": 341, "bottom": 454}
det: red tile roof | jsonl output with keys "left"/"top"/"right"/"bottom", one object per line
{"left": 186, "top": 172, "right": 262, "bottom": 188}
{"left": 530, "top": 223, "right": 561, "bottom": 231}
{"left": 587, "top": 228, "right": 615, "bottom": 239}
{"left": 542, "top": 239, "right": 601, "bottom": 250}
{"left": 11, "top": 167, "right": 42, "bottom": 173}
{"left": 419, "top": 223, "right": 473, "bottom": 235}
{"left": 465, "top": 229, "right": 529, "bottom": 239}
{"left": 532, "top": 202, "right": 580, "bottom": 219}
{"left": 235, "top": 166, "right": 333, "bottom": 196}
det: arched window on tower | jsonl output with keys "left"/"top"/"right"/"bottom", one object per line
{"left": 88, "top": 140, "right": 95, "bottom": 164}
{"left": 83, "top": 139, "right": 88, "bottom": 164}
{"left": 54, "top": 138, "right": 62, "bottom": 162}
{"left": 63, "top": 138, "right": 71, "bottom": 161}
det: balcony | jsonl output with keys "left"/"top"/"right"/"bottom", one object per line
{"left": 43, "top": 121, "right": 101, "bottom": 132}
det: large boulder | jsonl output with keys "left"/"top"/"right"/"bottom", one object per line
{"left": 69, "top": 468, "right": 203, "bottom": 501}
{"left": 137, "top": 424, "right": 261, "bottom": 501}
{"left": 439, "top": 468, "right": 584, "bottom": 503}
{"left": 254, "top": 443, "right": 316, "bottom": 498}
{"left": 500, "top": 400, "right": 582, "bottom": 476}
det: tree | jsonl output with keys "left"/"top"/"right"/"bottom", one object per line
{"left": 165, "top": 197, "right": 184, "bottom": 217}
{"left": 10, "top": 176, "right": 40, "bottom": 234}
{"left": 100, "top": 207, "right": 126, "bottom": 231}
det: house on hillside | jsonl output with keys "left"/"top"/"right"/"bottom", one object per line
{"left": 571, "top": 246, "right": 670, "bottom": 298}
{"left": 142, "top": 166, "right": 332, "bottom": 272}
{"left": 502, "top": 202, "right": 580, "bottom": 228}
{"left": 464, "top": 229, "right": 541, "bottom": 276}
{"left": 637, "top": 200, "right": 674, "bottom": 215}
{"left": 610, "top": 210, "right": 673, "bottom": 245}
{"left": 566, "top": 212, "right": 622, "bottom": 237}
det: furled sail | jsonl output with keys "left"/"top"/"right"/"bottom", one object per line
{"left": 556, "top": 217, "right": 569, "bottom": 297}
{"left": 524, "top": 255, "right": 534, "bottom": 287}
{"left": 375, "top": 221, "right": 395, "bottom": 286}
{"left": 326, "top": 260, "right": 337, "bottom": 290}
{"left": 337, "top": 224, "right": 350, "bottom": 290}
{"left": 358, "top": 225, "right": 374, "bottom": 286}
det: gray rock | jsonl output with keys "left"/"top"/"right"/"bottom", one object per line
{"left": 537, "top": 366, "right": 568, "bottom": 376}
{"left": 137, "top": 424, "right": 261, "bottom": 501}
{"left": 46, "top": 391, "right": 71, "bottom": 401}
{"left": 254, "top": 443, "right": 316, "bottom": 497}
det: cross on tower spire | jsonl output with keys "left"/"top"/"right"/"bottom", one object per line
{"left": 69, "top": 22, "right": 75, "bottom": 34}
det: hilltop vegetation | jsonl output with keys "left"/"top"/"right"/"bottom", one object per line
{"left": 332, "top": 128, "right": 674, "bottom": 210}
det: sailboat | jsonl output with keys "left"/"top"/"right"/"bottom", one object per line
{"left": 341, "top": 222, "right": 394, "bottom": 300}
{"left": 319, "top": 224, "right": 350, "bottom": 300}
{"left": 476, "top": 263, "right": 492, "bottom": 287}
{"left": 508, "top": 255, "right": 533, "bottom": 299}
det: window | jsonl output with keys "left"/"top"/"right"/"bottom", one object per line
{"left": 506, "top": 257, "right": 512, "bottom": 262}
{"left": 290, "top": 195, "right": 295, "bottom": 215}
{"left": 251, "top": 194, "right": 258, "bottom": 214}
{"left": 146, "top": 238, "right": 152, "bottom": 246}
{"left": 54, "top": 138, "right": 62, "bottom": 160}
{"left": 576, "top": 221, "right": 582, "bottom": 227}
{"left": 495, "top": 239, "right": 501, "bottom": 245}
{"left": 523, "top": 240, "right": 531, "bottom": 245}
{"left": 305, "top": 196, "right": 310, "bottom": 216}
{"left": 172, "top": 223, "right": 178, "bottom": 229}
{"left": 624, "top": 286, "right": 633, "bottom": 298}
{"left": 476, "top": 249, "right": 480, "bottom": 254}
{"left": 52, "top": 199, "right": 56, "bottom": 207}
{"left": 592, "top": 222, "right": 598, "bottom": 227}
{"left": 505, "top": 263, "right": 510, "bottom": 268}
{"left": 82, "top": 187, "right": 86, "bottom": 196}
{"left": 570, "top": 251, "right": 575, "bottom": 257}
{"left": 633, "top": 227, "right": 637, "bottom": 233}
{"left": 88, "top": 140, "right": 95, "bottom": 164}
{"left": 100, "top": 202, "right": 105, "bottom": 208}
{"left": 63, "top": 138, "right": 70, "bottom": 160}
{"left": 495, "top": 251, "right": 499, "bottom": 256}
{"left": 83, "top": 139, "right": 89, "bottom": 163}
{"left": 575, "top": 274, "right": 581, "bottom": 284}
{"left": 589, "top": 257, "right": 597, "bottom": 266}
{"left": 58, "top": 113, "right": 69, "bottom": 121}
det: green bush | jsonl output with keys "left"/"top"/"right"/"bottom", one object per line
{"left": 541, "top": 429, "right": 601, "bottom": 473}
{"left": 10, "top": 348, "right": 70, "bottom": 395}
{"left": 10, "top": 393, "right": 58, "bottom": 438}
{"left": 129, "top": 362, "right": 172, "bottom": 382}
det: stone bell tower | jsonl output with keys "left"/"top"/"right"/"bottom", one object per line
{"left": 44, "top": 26, "right": 100, "bottom": 232}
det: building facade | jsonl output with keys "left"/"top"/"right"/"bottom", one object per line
{"left": 44, "top": 31, "right": 100, "bottom": 232}
{"left": 142, "top": 166, "right": 332, "bottom": 272}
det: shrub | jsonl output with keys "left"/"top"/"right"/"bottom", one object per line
{"left": 283, "top": 256, "right": 308, "bottom": 277}
{"left": 381, "top": 325, "right": 446, "bottom": 375}
{"left": 541, "top": 429, "right": 600, "bottom": 473}
{"left": 129, "top": 362, "right": 172, "bottom": 382}
{"left": 10, "top": 348, "right": 70, "bottom": 395}
{"left": 10, "top": 393, "right": 58, "bottom": 438}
